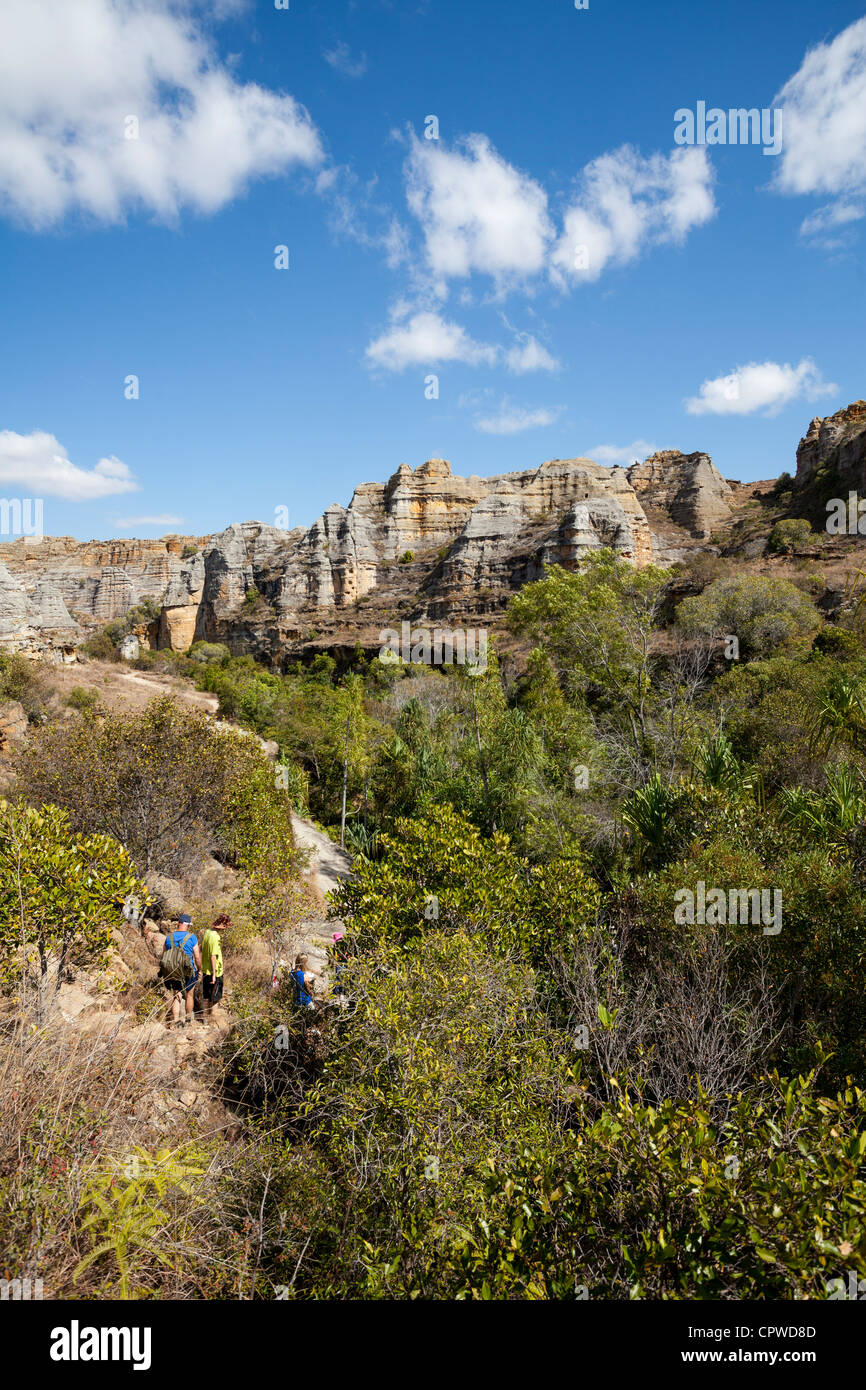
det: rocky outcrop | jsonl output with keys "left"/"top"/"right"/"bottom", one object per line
{"left": 627, "top": 450, "right": 733, "bottom": 538}
{"left": 0, "top": 562, "right": 40, "bottom": 641}
{"left": 31, "top": 579, "right": 76, "bottom": 631}
{"left": 1, "top": 534, "right": 205, "bottom": 622}
{"left": 0, "top": 442, "right": 743, "bottom": 661}
{"left": 795, "top": 401, "right": 866, "bottom": 489}
{"left": 0, "top": 562, "right": 80, "bottom": 655}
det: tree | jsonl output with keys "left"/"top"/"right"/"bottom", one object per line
{"left": 676, "top": 575, "right": 819, "bottom": 658}
{"left": 507, "top": 552, "right": 686, "bottom": 781}
{"left": 0, "top": 799, "right": 143, "bottom": 1015}
{"left": 16, "top": 695, "right": 296, "bottom": 880}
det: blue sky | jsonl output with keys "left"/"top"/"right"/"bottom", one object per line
{"left": 0, "top": 0, "right": 864, "bottom": 541}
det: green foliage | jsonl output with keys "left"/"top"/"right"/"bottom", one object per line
{"left": 0, "top": 652, "right": 50, "bottom": 719}
{"left": 399, "top": 550, "right": 414, "bottom": 564}
{"left": 16, "top": 695, "right": 296, "bottom": 880}
{"left": 297, "top": 926, "right": 572, "bottom": 1297}
{"left": 73, "top": 1147, "right": 204, "bottom": 1298}
{"left": 65, "top": 686, "right": 100, "bottom": 712}
{"left": 188, "top": 640, "right": 230, "bottom": 666}
{"left": 0, "top": 799, "right": 143, "bottom": 1003}
{"left": 81, "top": 631, "right": 118, "bottom": 661}
{"left": 768, "top": 518, "right": 814, "bottom": 554}
{"left": 446, "top": 1070, "right": 866, "bottom": 1299}
{"left": 677, "top": 574, "right": 819, "bottom": 657}
{"left": 333, "top": 803, "right": 600, "bottom": 964}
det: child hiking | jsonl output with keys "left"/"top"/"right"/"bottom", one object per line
{"left": 291, "top": 953, "right": 316, "bottom": 1009}
{"left": 200, "top": 914, "right": 229, "bottom": 1025}
{"left": 159, "top": 912, "right": 201, "bottom": 1029}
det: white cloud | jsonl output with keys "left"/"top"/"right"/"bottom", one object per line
{"left": 551, "top": 146, "right": 716, "bottom": 286}
{"left": 772, "top": 18, "right": 866, "bottom": 200}
{"left": 799, "top": 200, "right": 864, "bottom": 250}
{"left": 588, "top": 440, "right": 659, "bottom": 466}
{"left": 0, "top": 430, "right": 139, "bottom": 500}
{"left": 475, "top": 402, "right": 562, "bottom": 435}
{"left": 365, "top": 309, "right": 498, "bottom": 372}
{"left": 113, "top": 513, "right": 184, "bottom": 528}
{"left": 317, "top": 164, "right": 410, "bottom": 269}
{"left": 505, "top": 334, "right": 559, "bottom": 374}
{"left": 0, "top": 0, "right": 323, "bottom": 227}
{"left": 684, "top": 359, "right": 837, "bottom": 417}
{"left": 405, "top": 133, "right": 553, "bottom": 290}
{"left": 323, "top": 42, "right": 368, "bottom": 79}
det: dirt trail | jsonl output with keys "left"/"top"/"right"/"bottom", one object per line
{"left": 50, "top": 660, "right": 355, "bottom": 1140}
{"left": 291, "top": 815, "right": 353, "bottom": 899}
{"left": 119, "top": 669, "right": 219, "bottom": 713}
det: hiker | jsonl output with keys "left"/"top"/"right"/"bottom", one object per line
{"left": 291, "top": 953, "right": 316, "bottom": 1009}
{"left": 160, "top": 913, "right": 201, "bottom": 1029}
{"left": 200, "top": 913, "right": 229, "bottom": 1025}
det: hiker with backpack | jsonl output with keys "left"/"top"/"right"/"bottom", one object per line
{"left": 291, "top": 953, "right": 316, "bottom": 1009}
{"left": 160, "top": 912, "right": 201, "bottom": 1028}
{"left": 200, "top": 914, "right": 229, "bottom": 1025}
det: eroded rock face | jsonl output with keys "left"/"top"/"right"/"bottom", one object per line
{"left": 627, "top": 451, "right": 733, "bottom": 538}
{"left": 795, "top": 401, "right": 866, "bottom": 489}
{"left": 0, "top": 562, "right": 39, "bottom": 639}
{"left": 0, "top": 562, "right": 80, "bottom": 653}
{"left": 1, "top": 535, "right": 205, "bottom": 621}
{"left": 0, "top": 444, "right": 741, "bottom": 658}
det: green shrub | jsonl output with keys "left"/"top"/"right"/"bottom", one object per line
{"left": 16, "top": 695, "right": 297, "bottom": 880}
{"left": 188, "top": 641, "right": 230, "bottom": 666}
{"left": 676, "top": 575, "right": 820, "bottom": 657}
{"left": 65, "top": 686, "right": 100, "bottom": 712}
{"left": 769, "top": 518, "right": 814, "bottom": 554}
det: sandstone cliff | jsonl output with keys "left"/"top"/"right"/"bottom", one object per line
{"left": 795, "top": 401, "right": 866, "bottom": 489}
{"left": 0, "top": 442, "right": 741, "bottom": 663}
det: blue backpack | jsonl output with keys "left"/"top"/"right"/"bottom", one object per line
{"left": 291, "top": 969, "right": 313, "bottom": 1007}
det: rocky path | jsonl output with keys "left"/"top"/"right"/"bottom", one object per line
{"left": 49, "top": 664, "right": 356, "bottom": 1145}
{"left": 119, "top": 669, "right": 219, "bottom": 713}
{"left": 291, "top": 814, "right": 353, "bottom": 899}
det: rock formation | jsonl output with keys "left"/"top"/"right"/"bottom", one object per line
{"left": 0, "top": 432, "right": 762, "bottom": 663}
{"left": 0, "top": 562, "right": 80, "bottom": 656}
{"left": 795, "top": 400, "right": 866, "bottom": 489}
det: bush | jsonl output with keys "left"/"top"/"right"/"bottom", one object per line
{"left": 768, "top": 518, "right": 814, "bottom": 554}
{"left": 65, "top": 687, "right": 100, "bottom": 712}
{"left": 332, "top": 803, "right": 600, "bottom": 965}
{"left": 676, "top": 575, "right": 819, "bottom": 657}
{"left": 15, "top": 695, "right": 298, "bottom": 881}
{"left": 0, "top": 799, "right": 143, "bottom": 1008}
{"left": 80, "top": 631, "right": 118, "bottom": 661}
{"left": 813, "top": 627, "right": 862, "bottom": 659}
{"left": 399, "top": 551, "right": 414, "bottom": 564}
{"left": 0, "top": 652, "right": 51, "bottom": 720}
{"left": 188, "top": 641, "right": 230, "bottom": 666}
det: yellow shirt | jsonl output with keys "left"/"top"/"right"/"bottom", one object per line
{"left": 201, "top": 928, "right": 223, "bottom": 977}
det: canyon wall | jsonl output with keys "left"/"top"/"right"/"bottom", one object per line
{"left": 0, "top": 443, "right": 739, "bottom": 662}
